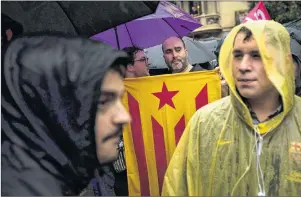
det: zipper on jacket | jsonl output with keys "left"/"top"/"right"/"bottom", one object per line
{"left": 254, "top": 125, "right": 266, "bottom": 196}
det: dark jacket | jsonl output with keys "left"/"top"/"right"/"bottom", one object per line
{"left": 293, "top": 55, "right": 301, "bottom": 97}
{"left": 80, "top": 166, "right": 116, "bottom": 196}
{"left": 1, "top": 35, "right": 128, "bottom": 195}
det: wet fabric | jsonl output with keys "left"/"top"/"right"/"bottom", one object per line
{"left": 1, "top": 35, "right": 128, "bottom": 195}
{"left": 162, "top": 20, "right": 301, "bottom": 196}
{"left": 80, "top": 166, "right": 116, "bottom": 196}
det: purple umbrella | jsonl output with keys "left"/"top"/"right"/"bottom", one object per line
{"left": 90, "top": 1, "right": 201, "bottom": 49}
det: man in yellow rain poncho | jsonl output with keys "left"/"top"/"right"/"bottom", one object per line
{"left": 162, "top": 20, "right": 301, "bottom": 196}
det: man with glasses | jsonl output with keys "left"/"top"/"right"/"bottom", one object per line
{"left": 123, "top": 46, "right": 150, "bottom": 78}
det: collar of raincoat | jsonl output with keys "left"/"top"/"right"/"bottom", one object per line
{"left": 219, "top": 20, "right": 295, "bottom": 134}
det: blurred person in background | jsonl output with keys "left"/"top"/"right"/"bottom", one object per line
{"left": 123, "top": 46, "right": 150, "bottom": 78}
{"left": 162, "top": 36, "right": 206, "bottom": 73}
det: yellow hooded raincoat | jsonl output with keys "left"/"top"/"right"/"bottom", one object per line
{"left": 162, "top": 20, "right": 301, "bottom": 196}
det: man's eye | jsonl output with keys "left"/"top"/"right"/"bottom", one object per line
{"left": 98, "top": 96, "right": 114, "bottom": 107}
{"left": 175, "top": 47, "right": 181, "bottom": 52}
{"left": 252, "top": 54, "right": 261, "bottom": 59}
{"left": 98, "top": 99, "right": 110, "bottom": 105}
{"left": 234, "top": 54, "right": 243, "bottom": 59}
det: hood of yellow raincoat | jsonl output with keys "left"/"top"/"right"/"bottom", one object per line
{"left": 219, "top": 20, "right": 295, "bottom": 133}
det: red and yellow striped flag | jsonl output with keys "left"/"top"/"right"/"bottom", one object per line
{"left": 122, "top": 70, "right": 221, "bottom": 196}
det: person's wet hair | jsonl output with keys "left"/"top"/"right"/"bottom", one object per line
{"left": 122, "top": 46, "right": 143, "bottom": 64}
{"left": 109, "top": 58, "right": 130, "bottom": 78}
{"left": 237, "top": 26, "right": 253, "bottom": 41}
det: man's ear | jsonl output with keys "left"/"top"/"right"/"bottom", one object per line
{"left": 6, "top": 29, "right": 13, "bottom": 41}
{"left": 127, "top": 64, "right": 135, "bottom": 72}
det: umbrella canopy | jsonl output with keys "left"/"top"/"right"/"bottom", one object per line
{"left": 283, "top": 17, "right": 301, "bottom": 30}
{"left": 91, "top": 1, "right": 201, "bottom": 49}
{"left": 284, "top": 25, "right": 301, "bottom": 89}
{"left": 1, "top": 1, "right": 159, "bottom": 37}
{"left": 198, "top": 38, "right": 220, "bottom": 58}
{"left": 145, "top": 37, "right": 215, "bottom": 69}
{"left": 285, "top": 27, "right": 301, "bottom": 60}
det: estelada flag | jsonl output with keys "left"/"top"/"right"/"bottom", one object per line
{"left": 122, "top": 70, "right": 221, "bottom": 196}
{"left": 243, "top": 1, "right": 271, "bottom": 23}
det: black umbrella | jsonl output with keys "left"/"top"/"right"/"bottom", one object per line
{"left": 1, "top": 1, "right": 159, "bottom": 37}
{"left": 283, "top": 18, "right": 301, "bottom": 57}
{"left": 283, "top": 17, "right": 301, "bottom": 30}
{"left": 284, "top": 24, "right": 301, "bottom": 89}
{"left": 284, "top": 24, "right": 301, "bottom": 62}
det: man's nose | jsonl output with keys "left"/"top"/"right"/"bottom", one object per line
{"left": 238, "top": 55, "right": 251, "bottom": 73}
{"left": 113, "top": 101, "right": 132, "bottom": 125}
{"left": 172, "top": 50, "right": 178, "bottom": 58}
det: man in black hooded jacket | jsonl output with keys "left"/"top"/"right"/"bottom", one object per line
{"left": 1, "top": 35, "right": 131, "bottom": 195}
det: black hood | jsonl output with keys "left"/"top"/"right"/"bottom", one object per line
{"left": 1, "top": 35, "right": 128, "bottom": 195}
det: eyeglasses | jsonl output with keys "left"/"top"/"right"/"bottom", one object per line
{"left": 134, "top": 57, "right": 149, "bottom": 63}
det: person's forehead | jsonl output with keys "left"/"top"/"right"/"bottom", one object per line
{"left": 101, "top": 70, "right": 125, "bottom": 94}
{"left": 233, "top": 33, "right": 258, "bottom": 50}
{"left": 163, "top": 37, "right": 184, "bottom": 49}
{"left": 134, "top": 50, "right": 145, "bottom": 59}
